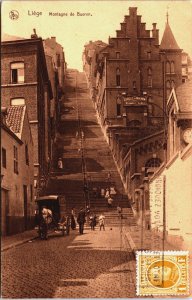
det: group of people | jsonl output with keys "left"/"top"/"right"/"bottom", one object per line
{"left": 75, "top": 207, "right": 105, "bottom": 234}
{"left": 36, "top": 205, "right": 106, "bottom": 235}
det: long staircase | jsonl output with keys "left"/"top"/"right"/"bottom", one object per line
{"left": 46, "top": 69, "right": 136, "bottom": 227}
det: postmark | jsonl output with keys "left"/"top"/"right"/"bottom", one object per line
{"left": 136, "top": 251, "right": 189, "bottom": 296}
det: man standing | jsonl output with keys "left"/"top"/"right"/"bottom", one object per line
{"left": 77, "top": 208, "right": 86, "bottom": 234}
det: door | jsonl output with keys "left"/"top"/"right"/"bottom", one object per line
{"left": 23, "top": 185, "right": 28, "bottom": 230}
{"left": 1, "top": 189, "right": 9, "bottom": 235}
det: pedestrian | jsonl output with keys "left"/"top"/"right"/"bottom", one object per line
{"left": 58, "top": 157, "right": 63, "bottom": 170}
{"left": 42, "top": 206, "right": 52, "bottom": 224}
{"left": 77, "top": 207, "right": 86, "bottom": 234}
{"left": 99, "top": 214, "right": 105, "bottom": 231}
{"left": 105, "top": 188, "right": 110, "bottom": 199}
{"left": 89, "top": 212, "right": 97, "bottom": 230}
{"left": 107, "top": 197, "right": 113, "bottom": 208}
{"left": 117, "top": 204, "right": 122, "bottom": 219}
{"left": 85, "top": 205, "right": 90, "bottom": 224}
{"left": 71, "top": 207, "right": 76, "bottom": 230}
{"left": 117, "top": 204, "right": 122, "bottom": 214}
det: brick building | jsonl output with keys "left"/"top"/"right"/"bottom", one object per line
{"left": 84, "top": 7, "right": 186, "bottom": 221}
{"left": 43, "top": 37, "right": 67, "bottom": 126}
{"left": 84, "top": 7, "right": 182, "bottom": 131}
{"left": 1, "top": 37, "right": 53, "bottom": 195}
{"left": 1, "top": 106, "right": 34, "bottom": 235}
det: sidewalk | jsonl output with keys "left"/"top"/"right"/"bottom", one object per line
{"left": 123, "top": 225, "right": 180, "bottom": 252}
{"left": 1, "top": 229, "right": 37, "bottom": 252}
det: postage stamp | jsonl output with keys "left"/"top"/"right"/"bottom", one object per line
{"left": 136, "top": 251, "right": 189, "bottom": 296}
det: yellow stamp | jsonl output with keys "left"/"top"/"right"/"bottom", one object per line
{"left": 136, "top": 251, "right": 189, "bottom": 296}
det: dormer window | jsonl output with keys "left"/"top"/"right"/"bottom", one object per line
{"left": 10, "top": 98, "right": 25, "bottom": 106}
{"left": 11, "top": 62, "right": 24, "bottom": 83}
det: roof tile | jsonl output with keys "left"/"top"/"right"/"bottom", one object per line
{"left": 6, "top": 105, "right": 25, "bottom": 134}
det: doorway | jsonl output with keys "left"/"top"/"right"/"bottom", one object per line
{"left": 23, "top": 185, "right": 28, "bottom": 230}
{"left": 1, "top": 189, "right": 9, "bottom": 235}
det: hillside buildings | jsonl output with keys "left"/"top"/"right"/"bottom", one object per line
{"left": 83, "top": 7, "right": 191, "bottom": 232}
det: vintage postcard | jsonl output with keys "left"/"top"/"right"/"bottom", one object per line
{"left": 1, "top": 0, "right": 192, "bottom": 299}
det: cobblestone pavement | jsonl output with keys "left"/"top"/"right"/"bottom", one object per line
{"left": 1, "top": 226, "right": 136, "bottom": 298}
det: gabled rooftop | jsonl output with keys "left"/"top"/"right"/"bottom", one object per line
{"left": 6, "top": 105, "right": 26, "bottom": 139}
{"left": 2, "top": 33, "right": 26, "bottom": 42}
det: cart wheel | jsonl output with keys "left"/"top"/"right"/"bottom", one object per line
{"left": 66, "top": 226, "right": 70, "bottom": 236}
{"left": 62, "top": 227, "right": 65, "bottom": 236}
{"left": 39, "top": 225, "right": 48, "bottom": 240}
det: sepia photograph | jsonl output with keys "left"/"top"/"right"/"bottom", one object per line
{"left": 1, "top": 0, "right": 192, "bottom": 298}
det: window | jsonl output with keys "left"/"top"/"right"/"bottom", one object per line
{"left": 166, "top": 61, "right": 171, "bottom": 74}
{"left": 148, "top": 104, "right": 153, "bottom": 115}
{"left": 2, "top": 148, "right": 6, "bottom": 168}
{"left": 11, "top": 62, "right": 24, "bottom": 83}
{"left": 30, "top": 185, "right": 33, "bottom": 202}
{"left": 56, "top": 54, "right": 60, "bottom": 67}
{"left": 171, "top": 80, "right": 175, "bottom": 88}
{"left": 147, "top": 68, "right": 152, "bottom": 87}
{"left": 116, "top": 52, "right": 120, "bottom": 59}
{"left": 116, "top": 97, "right": 121, "bottom": 116}
{"left": 14, "top": 146, "right": 18, "bottom": 174}
{"left": 166, "top": 80, "right": 171, "bottom": 98}
{"left": 147, "top": 52, "right": 151, "bottom": 59}
{"left": 145, "top": 158, "right": 162, "bottom": 176}
{"left": 116, "top": 68, "right": 120, "bottom": 86}
{"left": 25, "top": 144, "right": 29, "bottom": 165}
{"left": 170, "top": 110, "right": 176, "bottom": 155}
{"left": 171, "top": 61, "right": 175, "bottom": 73}
{"left": 10, "top": 98, "right": 25, "bottom": 106}
{"left": 133, "top": 81, "right": 136, "bottom": 90}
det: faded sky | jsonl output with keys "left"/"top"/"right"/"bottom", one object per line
{"left": 2, "top": 0, "right": 192, "bottom": 70}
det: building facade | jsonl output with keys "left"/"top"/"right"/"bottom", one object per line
{"left": 1, "top": 37, "right": 53, "bottom": 195}
{"left": 83, "top": 7, "right": 187, "bottom": 222}
{"left": 149, "top": 79, "right": 192, "bottom": 249}
{"left": 84, "top": 7, "right": 182, "bottom": 132}
{"left": 43, "top": 37, "right": 66, "bottom": 165}
{"left": 1, "top": 106, "right": 34, "bottom": 235}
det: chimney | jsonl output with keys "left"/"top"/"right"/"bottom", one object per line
{"left": 152, "top": 23, "right": 159, "bottom": 41}
{"left": 152, "top": 23, "right": 157, "bottom": 30}
{"left": 51, "top": 37, "right": 56, "bottom": 42}
{"left": 31, "top": 28, "right": 38, "bottom": 39}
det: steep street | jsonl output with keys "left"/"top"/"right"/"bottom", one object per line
{"left": 1, "top": 69, "right": 136, "bottom": 298}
